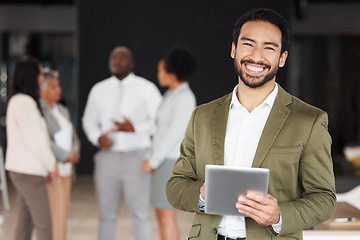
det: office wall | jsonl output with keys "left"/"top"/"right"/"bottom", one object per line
{"left": 77, "top": 0, "right": 290, "bottom": 174}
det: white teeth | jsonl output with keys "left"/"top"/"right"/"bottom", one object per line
{"left": 246, "top": 65, "right": 264, "bottom": 72}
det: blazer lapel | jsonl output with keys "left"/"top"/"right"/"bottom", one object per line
{"left": 40, "top": 99, "right": 61, "bottom": 135}
{"left": 213, "top": 93, "right": 232, "bottom": 165}
{"left": 252, "top": 86, "right": 292, "bottom": 168}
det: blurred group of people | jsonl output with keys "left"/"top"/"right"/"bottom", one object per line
{"left": 5, "top": 58, "right": 81, "bottom": 240}
{"left": 4, "top": 7, "right": 338, "bottom": 240}
{"left": 5, "top": 45, "right": 197, "bottom": 240}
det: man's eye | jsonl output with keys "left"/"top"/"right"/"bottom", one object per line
{"left": 243, "top": 43, "right": 252, "bottom": 47}
{"left": 265, "top": 47, "right": 275, "bottom": 51}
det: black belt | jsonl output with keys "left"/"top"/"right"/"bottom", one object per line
{"left": 217, "top": 234, "right": 246, "bottom": 240}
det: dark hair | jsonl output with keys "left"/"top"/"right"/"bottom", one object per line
{"left": 162, "top": 46, "right": 197, "bottom": 81}
{"left": 8, "top": 57, "right": 42, "bottom": 113}
{"left": 232, "top": 8, "right": 289, "bottom": 54}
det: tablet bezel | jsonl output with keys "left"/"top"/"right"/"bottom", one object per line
{"left": 204, "top": 165, "right": 270, "bottom": 216}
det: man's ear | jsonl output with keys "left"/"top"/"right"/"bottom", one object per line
{"left": 279, "top": 51, "right": 288, "bottom": 68}
{"left": 230, "top": 42, "right": 236, "bottom": 59}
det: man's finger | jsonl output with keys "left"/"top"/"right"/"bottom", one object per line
{"left": 244, "top": 192, "right": 267, "bottom": 203}
{"left": 237, "top": 195, "right": 263, "bottom": 211}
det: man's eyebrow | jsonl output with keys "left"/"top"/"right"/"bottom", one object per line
{"left": 240, "top": 37, "right": 279, "bottom": 48}
{"left": 264, "top": 41, "right": 279, "bottom": 48}
{"left": 240, "top": 37, "right": 255, "bottom": 43}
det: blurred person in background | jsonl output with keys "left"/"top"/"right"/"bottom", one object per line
{"left": 5, "top": 57, "right": 57, "bottom": 240}
{"left": 40, "top": 68, "right": 81, "bottom": 240}
{"left": 142, "top": 46, "right": 197, "bottom": 240}
{"left": 82, "top": 46, "right": 162, "bottom": 240}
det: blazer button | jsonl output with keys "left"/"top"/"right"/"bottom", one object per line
{"left": 212, "top": 228, "right": 218, "bottom": 235}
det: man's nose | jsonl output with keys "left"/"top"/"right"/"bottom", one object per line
{"left": 249, "top": 47, "right": 265, "bottom": 62}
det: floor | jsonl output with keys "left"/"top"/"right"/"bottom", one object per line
{"left": 0, "top": 176, "right": 195, "bottom": 240}
{"left": 1, "top": 175, "right": 360, "bottom": 240}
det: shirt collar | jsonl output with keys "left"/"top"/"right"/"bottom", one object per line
{"left": 51, "top": 103, "right": 61, "bottom": 113}
{"left": 110, "top": 72, "right": 134, "bottom": 87}
{"left": 230, "top": 83, "right": 278, "bottom": 111}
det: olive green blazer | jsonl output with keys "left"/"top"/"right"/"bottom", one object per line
{"left": 166, "top": 85, "right": 336, "bottom": 240}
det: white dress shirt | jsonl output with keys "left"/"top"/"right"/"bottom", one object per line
{"left": 216, "top": 83, "right": 281, "bottom": 238}
{"left": 148, "top": 82, "right": 196, "bottom": 169}
{"left": 5, "top": 94, "right": 56, "bottom": 177}
{"left": 82, "top": 73, "right": 162, "bottom": 152}
{"left": 51, "top": 104, "right": 71, "bottom": 130}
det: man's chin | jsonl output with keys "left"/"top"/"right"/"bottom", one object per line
{"left": 114, "top": 73, "right": 126, "bottom": 78}
{"left": 241, "top": 77, "right": 268, "bottom": 89}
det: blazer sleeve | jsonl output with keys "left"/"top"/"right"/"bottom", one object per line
{"left": 166, "top": 107, "right": 204, "bottom": 213}
{"left": 72, "top": 126, "right": 81, "bottom": 153}
{"left": 50, "top": 141, "right": 69, "bottom": 162}
{"left": 277, "top": 111, "right": 336, "bottom": 235}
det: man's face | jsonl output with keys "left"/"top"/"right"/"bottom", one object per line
{"left": 109, "top": 49, "right": 134, "bottom": 79}
{"left": 231, "top": 20, "right": 288, "bottom": 88}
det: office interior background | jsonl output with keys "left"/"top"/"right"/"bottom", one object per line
{"left": 0, "top": 0, "right": 359, "bottom": 183}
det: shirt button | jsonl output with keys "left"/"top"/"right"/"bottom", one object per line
{"left": 212, "top": 228, "right": 218, "bottom": 235}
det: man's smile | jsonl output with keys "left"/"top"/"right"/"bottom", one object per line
{"left": 245, "top": 63, "right": 265, "bottom": 73}
{"left": 241, "top": 59, "right": 271, "bottom": 75}
{"left": 243, "top": 62, "right": 269, "bottom": 77}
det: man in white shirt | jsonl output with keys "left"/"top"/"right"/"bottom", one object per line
{"left": 82, "top": 46, "right": 162, "bottom": 240}
{"left": 166, "top": 8, "right": 336, "bottom": 240}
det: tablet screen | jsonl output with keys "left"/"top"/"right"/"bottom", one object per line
{"left": 205, "top": 165, "right": 269, "bottom": 216}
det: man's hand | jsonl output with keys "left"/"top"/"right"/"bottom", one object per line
{"left": 98, "top": 132, "right": 114, "bottom": 150}
{"left": 141, "top": 160, "right": 153, "bottom": 174}
{"left": 113, "top": 117, "right": 135, "bottom": 132}
{"left": 236, "top": 192, "right": 280, "bottom": 226}
{"left": 200, "top": 183, "right": 206, "bottom": 200}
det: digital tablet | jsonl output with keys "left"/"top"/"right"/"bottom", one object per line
{"left": 204, "top": 165, "right": 269, "bottom": 216}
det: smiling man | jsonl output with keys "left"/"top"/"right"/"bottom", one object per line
{"left": 166, "top": 8, "right": 336, "bottom": 240}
